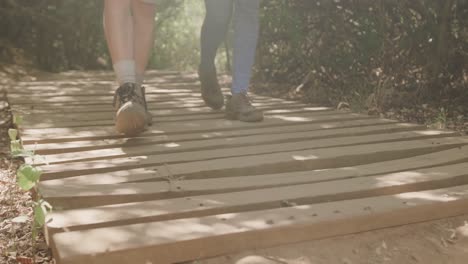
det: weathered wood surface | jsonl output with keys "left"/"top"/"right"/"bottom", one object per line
{"left": 9, "top": 70, "right": 468, "bottom": 264}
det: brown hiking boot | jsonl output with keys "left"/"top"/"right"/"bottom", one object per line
{"left": 113, "top": 83, "right": 152, "bottom": 136}
{"left": 225, "top": 93, "right": 264, "bottom": 122}
{"left": 198, "top": 65, "right": 224, "bottom": 110}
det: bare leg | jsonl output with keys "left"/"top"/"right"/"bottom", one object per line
{"left": 131, "top": 0, "right": 156, "bottom": 85}
{"left": 103, "top": 0, "right": 136, "bottom": 85}
{"left": 103, "top": 0, "right": 155, "bottom": 136}
{"left": 103, "top": 0, "right": 133, "bottom": 62}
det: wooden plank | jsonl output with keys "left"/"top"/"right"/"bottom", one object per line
{"left": 26, "top": 122, "right": 421, "bottom": 154}
{"left": 9, "top": 89, "right": 285, "bottom": 106}
{"left": 13, "top": 70, "right": 188, "bottom": 83}
{"left": 39, "top": 137, "right": 468, "bottom": 180}
{"left": 8, "top": 91, "right": 201, "bottom": 105}
{"left": 8, "top": 86, "right": 198, "bottom": 96}
{"left": 10, "top": 75, "right": 200, "bottom": 91}
{"left": 7, "top": 82, "right": 201, "bottom": 96}
{"left": 10, "top": 93, "right": 265, "bottom": 105}
{"left": 8, "top": 84, "right": 200, "bottom": 99}
{"left": 9, "top": 88, "right": 288, "bottom": 103}
{"left": 15, "top": 74, "right": 194, "bottom": 82}
{"left": 20, "top": 112, "right": 377, "bottom": 143}
{"left": 50, "top": 185, "right": 468, "bottom": 264}
{"left": 20, "top": 105, "right": 332, "bottom": 125}
{"left": 11, "top": 99, "right": 303, "bottom": 115}
{"left": 9, "top": 85, "right": 274, "bottom": 98}
{"left": 22, "top": 111, "right": 368, "bottom": 129}
{"left": 31, "top": 123, "right": 426, "bottom": 160}
{"left": 20, "top": 107, "right": 336, "bottom": 129}
{"left": 15, "top": 72, "right": 194, "bottom": 81}
{"left": 35, "top": 130, "right": 452, "bottom": 165}
{"left": 41, "top": 161, "right": 468, "bottom": 211}
{"left": 15, "top": 103, "right": 321, "bottom": 118}
{"left": 39, "top": 145, "right": 468, "bottom": 187}
{"left": 11, "top": 96, "right": 209, "bottom": 106}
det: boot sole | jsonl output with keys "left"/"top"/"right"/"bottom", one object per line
{"left": 115, "top": 102, "right": 147, "bottom": 136}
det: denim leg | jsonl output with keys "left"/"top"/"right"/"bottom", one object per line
{"left": 232, "top": 0, "right": 260, "bottom": 94}
{"left": 200, "top": 0, "right": 234, "bottom": 70}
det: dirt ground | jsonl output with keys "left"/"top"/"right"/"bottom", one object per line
{"left": 0, "top": 66, "right": 52, "bottom": 264}
{"left": 1, "top": 68, "right": 468, "bottom": 264}
{"left": 198, "top": 215, "right": 468, "bottom": 264}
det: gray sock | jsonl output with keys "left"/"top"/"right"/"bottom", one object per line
{"left": 113, "top": 60, "right": 137, "bottom": 85}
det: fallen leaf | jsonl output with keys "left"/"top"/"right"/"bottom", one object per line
{"left": 11, "top": 215, "right": 29, "bottom": 224}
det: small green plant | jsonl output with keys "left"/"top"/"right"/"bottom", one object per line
{"left": 9, "top": 115, "right": 52, "bottom": 252}
{"left": 9, "top": 126, "right": 33, "bottom": 158}
{"left": 433, "top": 107, "right": 448, "bottom": 129}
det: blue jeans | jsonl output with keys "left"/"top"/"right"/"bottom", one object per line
{"left": 200, "top": 0, "right": 260, "bottom": 94}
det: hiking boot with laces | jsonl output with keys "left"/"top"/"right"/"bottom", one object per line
{"left": 198, "top": 65, "right": 224, "bottom": 110}
{"left": 113, "top": 82, "right": 152, "bottom": 136}
{"left": 225, "top": 92, "right": 264, "bottom": 122}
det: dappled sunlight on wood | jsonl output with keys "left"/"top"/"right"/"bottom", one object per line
{"left": 396, "top": 190, "right": 461, "bottom": 202}
{"left": 41, "top": 167, "right": 161, "bottom": 185}
{"left": 163, "top": 142, "right": 180, "bottom": 148}
{"left": 292, "top": 155, "right": 319, "bottom": 161}
{"left": 303, "top": 107, "right": 332, "bottom": 111}
{"left": 319, "top": 123, "right": 340, "bottom": 129}
{"left": 269, "top": 115, "right": 313, "bottom": 122}
{"left": 415, "top": 130, "right": 452, "bottom": 136}
{"left": 201, "top": 132, "right": 224, "bottom": 138}
{"left": 9, "top": 69, "right": 468, "bottom": 264}
{"left": 52, "top": 183, "right": 468, "bottom": 263}
{"left": 376, "top": 171, "right": 442, "bottom": 187}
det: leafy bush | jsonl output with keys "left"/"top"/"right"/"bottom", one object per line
{"left": 256, "top": 1, "right": 468, "bottom": 110}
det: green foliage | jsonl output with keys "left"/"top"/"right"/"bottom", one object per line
{"left": 433, "top": 107, "right": 448, "bottom": 129}
{"left": 8, "top": 128, "right": 17, "bottom": 141}
{"left": 9, "top": 127, "right": 35, "bottom": 158}
{"left": 10, "top": 139, "right": 22, "bottom": 153}
{"left": 33, "top": 203, "right": 46, "bottom": 227}
{"left": 257, "top": 1, "right": 468, "bottom": 108}
{"left": 11, "top": 148, "right": 35, "bottom": 158}
{"left": 8, "top": 114, "right": 52, "bottom": 248}
{"left": 2, "top": 1, "right": 466, "bottom": 111}
{"left": 151, "top": 1, "right": 202, "bottom": 70}
{"left": 0, "top": 0, "right": 217, "bottom": 72}
{"left": 34, "top": 200, "right": 52, "bottom": 227}
{"left": 16, "top": 164, "right": 42, "bottom": 191}
{"left": 0, "top": 0, "right": 107, "bottom": 71}
{"left": 13, "top": 115, "right": 23, "bottom": 126}
{"left": 150, "top": 1, "right": 229, "bottom": 72}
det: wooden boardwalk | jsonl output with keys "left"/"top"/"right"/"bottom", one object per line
{"left": 8, "top": 71, "right": 468, "bottom": 264}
